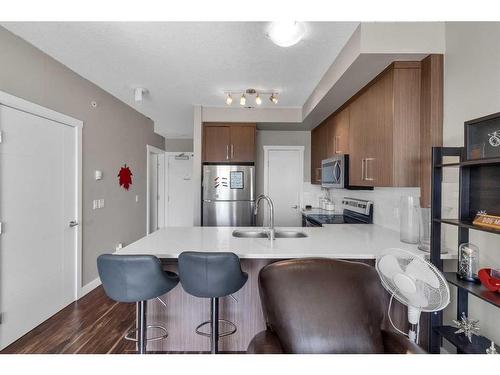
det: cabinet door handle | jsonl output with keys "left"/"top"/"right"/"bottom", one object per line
{"left": 335, "top": 136, "right": 341, "bottom": 154}
{"left": 226, "top": 145, "right": 229, "bottom": 160}
{"left": 361, "top": 158, "right": 365, "bottom": 181}
{"left": 231, "top": 144, "right": 234, "bottom": 159}
{"left": 365, "top": 158, "right": 375, "bottom": 181}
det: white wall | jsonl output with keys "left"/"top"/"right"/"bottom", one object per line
{"left": 165, "top": 138, "right": 193, "bottom": 152}
{"left": 442, "top": 22, "right": 500, "bottom": 345}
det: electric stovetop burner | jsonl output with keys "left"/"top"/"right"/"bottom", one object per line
{"left": 306, "top": 214, "right": 366, "bottom": 225}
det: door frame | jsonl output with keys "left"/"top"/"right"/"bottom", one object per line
{"left": 263, "top": 145, "right": 305, "bottom": 219}
{"left": 0, "top": 90, "right": 83, "bottom": 300}
{"left": 146, "top": 145, "right": 165, "bottom": 234}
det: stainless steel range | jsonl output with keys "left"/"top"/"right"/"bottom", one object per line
{"left": 202, "top": 164, "right": 255, "bottom": 226}
{"left": 302, "top": 197, "right": 373, "bottom": 227}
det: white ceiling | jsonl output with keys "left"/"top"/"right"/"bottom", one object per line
{"left": 1, "top": 22, "right": 359, "bottom": 138}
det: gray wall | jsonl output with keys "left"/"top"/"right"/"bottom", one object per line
{"left": 165, "top": 138, "right": 193, "bottom": 152}
{"left": 0, "top": 27, "right": 165, "bottom": 285}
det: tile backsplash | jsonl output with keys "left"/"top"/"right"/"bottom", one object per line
{"left": 303, "top": 183, "right": 421, "bottom": 232}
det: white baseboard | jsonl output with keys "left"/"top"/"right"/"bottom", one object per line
{"left": 78, "top": 277, "right": 101, "bottom": 299}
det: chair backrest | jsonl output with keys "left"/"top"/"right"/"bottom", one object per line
{"left": 178, "top": 251, "right": 248, "bottom": 298}
{"left": 258, "top": 258, "right": 386, "bottom": 354}
{"left": 97, "top": 254, "right": 178, "bottom": 303}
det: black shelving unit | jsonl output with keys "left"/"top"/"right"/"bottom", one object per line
{"left": 429, "top": 145, "right": 500, "bottom": 354}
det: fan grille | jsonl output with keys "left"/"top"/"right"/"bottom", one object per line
{"left": 376, "top": 248, "right": 450, "bottom": 312}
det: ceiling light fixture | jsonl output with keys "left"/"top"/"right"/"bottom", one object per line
{"left": 267, "top": 21, "right": 306, "bottom": 48}
{"left": 255, "top": 94, "right": 262, "bottom": 105}
{"left": 223, "top": 88, "right": 279, "bottom": 107}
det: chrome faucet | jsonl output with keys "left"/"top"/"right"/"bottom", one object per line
{"left": 254, "top": 194, "right": 275, "bottom": 241}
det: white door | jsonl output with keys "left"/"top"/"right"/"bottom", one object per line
{"left": 265, "top": 147, "right": 304, "bottom": 227}
{"left": 166, "top": 153, "right": 194, "bottom": 226}
{"left": 0, "top": 104, "right": 79, "bottom": 349}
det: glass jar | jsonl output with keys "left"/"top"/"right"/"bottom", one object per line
{"left": 458, "top": 243, "right": 480, "bottom": 282}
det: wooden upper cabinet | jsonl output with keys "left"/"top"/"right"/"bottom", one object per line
{"left": 202, "top": 123, "right": 256, "bottom": 163}
{"left": 348, "top": 63, "right": 421, "bottom": 187}
{"left": 312, "top": 61, "right": 422, "bottom": 188}
{"left": 230, "top": 125, "right": 256, "bottom": 162}
{"left": 327, "top": 107, "right": 350, "bottom": 156}
{"left": 311, "top": 123, "right": 328, "bottom": 184}
{"left": 203, "top": 125, "right": 231, "bottom": 162}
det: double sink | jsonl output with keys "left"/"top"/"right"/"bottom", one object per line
{"left": 232, "top": 229, "right": 307, "bottom": 239}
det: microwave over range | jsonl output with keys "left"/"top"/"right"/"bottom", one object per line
{"left": 321, "top": 155, "right": 373, "bottom": 190}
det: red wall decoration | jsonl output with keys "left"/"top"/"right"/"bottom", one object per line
{"left": 118, "top": 164, "right": 133, "bottom": 190}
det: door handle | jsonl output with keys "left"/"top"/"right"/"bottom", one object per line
{"left": 335, "top": 136, "right": 341, "bottom": 154}
{"left": 226, "top": 145, "right": 229, "bottom": 160}
{"left": 230, "top": 144, "right": 234, "bottom": 159}
{"left": 291, "top": 205, "right": 298, "bottom": 209}
{"left": 69, "top": 220, "right": 79, "bottom": 227}
{"left": 361, "top": 158, "right": 365, "bottom": 181}
{"left": 365, "top": 158, "right": 375, "bottom": 181}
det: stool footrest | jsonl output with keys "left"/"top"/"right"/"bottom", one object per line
{"left": 125, "top": 325, "right": 169, "bottom": 342}
{"left": 195, "top": 319, "right": 237, "bottom": 338}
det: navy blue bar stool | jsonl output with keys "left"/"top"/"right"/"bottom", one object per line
{"left": 97, "top": 254, "right": 179, "bottom": 354}
{"left": 178, "top": 251, "right": 248, "bottom": 354}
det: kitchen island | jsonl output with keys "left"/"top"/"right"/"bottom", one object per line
{"left": 117, "top": 224, "right": 454, "bottom": 352}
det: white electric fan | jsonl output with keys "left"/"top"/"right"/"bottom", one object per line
{"left": 375, "top": 248, "right": 450, "bottom": 343}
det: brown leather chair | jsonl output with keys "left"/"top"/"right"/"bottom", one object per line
{"left": 247, "top": 258, "right": 425, "bottom": 354}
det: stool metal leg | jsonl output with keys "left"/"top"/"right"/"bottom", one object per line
{"left": 210, "top": 297, "right": 219, "bottom": 354}
{"left": 138, "top": 300, "right": 147, "bottom": 354}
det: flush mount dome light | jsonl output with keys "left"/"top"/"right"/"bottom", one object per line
{"left": 267, "top": 21, "right": 306, "bottom": 47}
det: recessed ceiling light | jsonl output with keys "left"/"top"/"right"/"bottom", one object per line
{"left": 225, "top": 93, "right": 233, "bottom": 105}
{"left": 267, "top": 21, "right": 306, "bottom": 48}
{"left": 240, "top": 94, "right": 246, "bottom": 106}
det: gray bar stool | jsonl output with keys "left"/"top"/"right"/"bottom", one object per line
{"left": 97, "top": 254, "right": 179, "bottom": 354}
{"left": 178, "top": 251, "right": 248, "bottom": 354}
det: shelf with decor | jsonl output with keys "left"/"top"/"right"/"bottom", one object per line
{"left": 429, "top": 112, "right": 500, "bottom": 354}
{"left": 434, "top": 218, "right": 500, "bottom": 235}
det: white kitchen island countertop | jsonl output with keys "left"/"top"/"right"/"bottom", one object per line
{"left": 118, "top": 224, "right": 457, "bottom": 260}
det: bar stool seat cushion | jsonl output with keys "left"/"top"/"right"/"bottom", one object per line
{"left": 178, "top": 251, "right": 248, "bottom": 298}
{"left": 97, "top": 254, "right": 179, "bottom": 303}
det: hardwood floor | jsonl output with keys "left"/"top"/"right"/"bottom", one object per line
{"left": 1, "top": 286, "right": 137, "bottom": 354}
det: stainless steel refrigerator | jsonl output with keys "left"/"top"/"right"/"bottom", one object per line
{"left": 202, "top": 165, "right": 255, "bottom": 226}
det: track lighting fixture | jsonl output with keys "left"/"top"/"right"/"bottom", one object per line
{"left": 223, "top": 88, "right": 279, "bottom": 107}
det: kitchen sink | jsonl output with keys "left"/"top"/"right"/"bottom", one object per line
{"left": 232, "top": 230, "right": 307, "bottom": 239}
{"left": 274, "top": 231, "right": 307, "bottom": 238}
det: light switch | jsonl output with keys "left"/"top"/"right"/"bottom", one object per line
{"left": 99, "top": 199, "right": 105, "bottom": 208}
{"left": 93, "top": 200, "right": 98, "bottom": 210}
{"left": 135, "top": 195, "right": 139, "bottom": 203}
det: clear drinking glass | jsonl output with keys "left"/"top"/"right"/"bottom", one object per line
{"left": 400, "top": 196, "right": 419, "bottom": 244}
